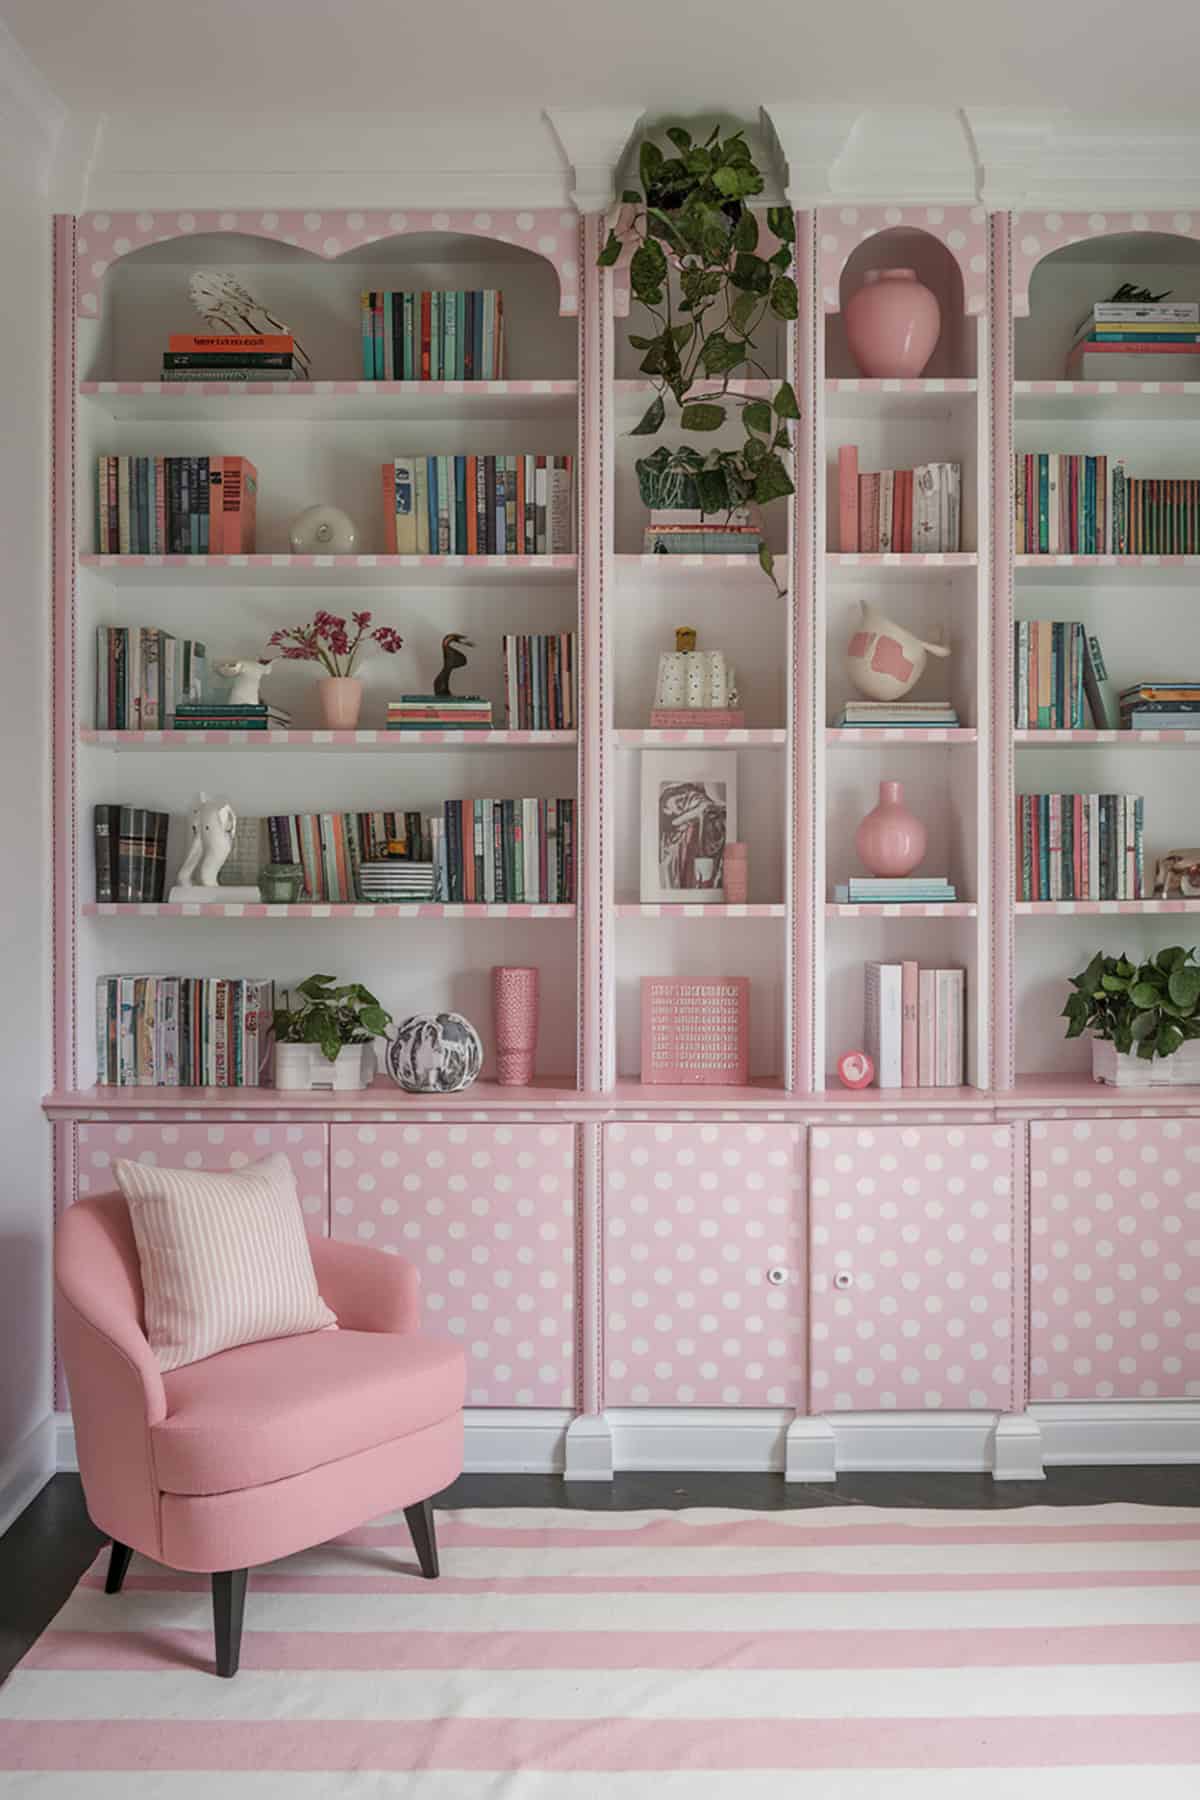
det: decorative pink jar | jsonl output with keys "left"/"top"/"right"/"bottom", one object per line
{"left": 856, "top": 780, "right": 927, "bottom": 877}
{"left": 492, "top": 965, "right": 539, "bottom": 1086}
{"left": 844, "top": 268, "right": 941, "bottom": 378}
{"left": 724, "top": 841, "right": 749, "bottom": 904}
{"left": 317, "top": 677, "right": 363, "bottom": 729}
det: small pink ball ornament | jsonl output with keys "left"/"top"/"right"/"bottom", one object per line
{"left": 837, "top": 1049, "right": 875, "bottom": 1090}
{"left": 856, "top": 779, "right": 927, "bottom": 877}
{"left": 844, "top": 267, "right": 941, "bottom": 379}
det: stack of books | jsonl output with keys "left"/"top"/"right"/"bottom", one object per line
{"left": 1014, "top": 454, "right": 1109, "bottom": 554}
{"left": 1015, "top": 621, "right": 1121, "bottom": 729}
{"left": 503, "top": 633, "right": 576, "bottom": 729}
{"left": 835, "top": 699, "right": 959, "bottom": 729}
{"left": 1112, "top": 467, "right": 1200, "bottom": 553}
{"left": 1120, "top": 683, "right": 1200, "bottom": 730}
{"left": 643, "top": 509, "right": 761, "bottom": 556}
{"left": 95, "top": 975, "right": 273, "bottom": 1086}
{"left": 360, "top": 290, "right": 503, "bottom": 381}
{"left": 439, "top": 798, "right": 575, "bottom": 904}
{"left": 837, "top": 449, "right": 962, "bottom": 552}
{"left": 265, "top": 811, "right": 435, "bottom": 903}
{"left": 356, "top": 860, "right": 437, "bottom": 903}
{"left": 386, "top": 696, "right": 493, "bottom": 733}
{"left": 93, "top": 805, "right": 169, "bottom": 903}
{"left": 382, "top": 454, "right": 574, "bottom": 554}
{"left": 1067, "top": 299, "right": 1200, "bottom": 380}
{"left": 95, "top": 627, "right": 205, "bottom": 729}
{"left": 1016, "top": 793, "right": 1144, "bottom": 900}
{"left": 864, "top": 960, "right": 965, "bottom": 1089}
{"left": 834, "top": 876, "right": 958, "bottom": 904}
{"left": 161, "top": 332, "right": 303, "bottom": 383}
{"left": 172, "top": 700, "right": 292, "bottom": 732}
{"left": 96, "top": 455, "right": 258, "bottom": 553}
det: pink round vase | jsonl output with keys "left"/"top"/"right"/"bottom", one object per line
{"left": 317, "top": 677, "right": 363, "bottom": 729}
{"left": 844, "top": 268, "right": 941, "bottom": 378}
{"left": 856, "top": 780, "right": 927, "bottom": 877}
{"left": 492, "top": 965, "right": 539, "bottom": 1086}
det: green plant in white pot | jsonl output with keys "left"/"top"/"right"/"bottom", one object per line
{"left": 1063, "top": 947, "right": 1200, "bottom": 1085}
{"left": 272, "top": 974, "right": 393, "bottom": 1091}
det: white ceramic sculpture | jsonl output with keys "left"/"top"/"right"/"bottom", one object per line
{"left": 288, "top": 504, "right": 360, "bottom": 554}
{"left": 655, "top": 649, "right": 739, "bottom": 709}
{"left": 213, "top": 658, "right": 272, "bottom": 706}
{"left": 846, "top": 600, "right": 951, "bottom": 702}
{"left": 189, "top": 270, "right": 311, "bottom": 376}
{"left": 170, "top": 793, "right": 260, "bottom": 902}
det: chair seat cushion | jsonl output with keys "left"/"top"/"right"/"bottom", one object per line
{"left": 153, "top": 1328, "right": 465, "bottom": 1496}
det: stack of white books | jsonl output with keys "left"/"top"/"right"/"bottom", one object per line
{"left": 864, "top": 959, "right": 965, "bottom": 1089}
{"left": 836, "top": 700, "right": 959, "bottom": 729}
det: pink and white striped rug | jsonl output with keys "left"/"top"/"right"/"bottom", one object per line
{"left": 2, "top": 1504, "right": 1200, "bottom": 1794}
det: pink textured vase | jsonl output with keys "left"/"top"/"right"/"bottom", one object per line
{"left": 844, "top": 268, "right": 941, "bottom": 378}
{"left": 856, "top": 780, "right": 927, "bottom": 877}
{"left": 317, "top": 677, "right": 363, "bottom": 729}
{"left": 492, "top": 965, "right": 539, "bottom": 1086}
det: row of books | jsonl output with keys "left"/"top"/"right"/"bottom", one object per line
{"left": 95, "top": 455, "right": 258, "bottom": 554}
{"left": 94, "top": 627, "right": 205, "bottom": 730}
{"left": 1120, "top": 683, "right": 1200, "bottom": 730}
{"left": 160, "top": 332, "right": 305, "bottom": 383}
{"left": 1015, "top": 620, "right": 1104, "bottom": 730}
{"left": 262, "top": 801, "right": 576, "bottom": 904}
{"left": 644, "top": 508, "right": 761, "bottom": 557}
{"left": 834, "top": 699, "right": 960, "bottom": 729}
{"left": 1112, "top": 471, "right": 1200, "bottom": 555}
{"left": 381, "top": 454, "right": 574, "bottom": 555}
{"left": 864, "top": 961, "right": 965, "bottom": 1088}
{"left": 834, "top": 877, "right": 958, "bottom": 905}
{"left": 172, "top": 701, "right": 293, "bottom": 731}
{"left": 1014, "top": 454, "right": 1108, "bottom": 555}
{"left": 387, "top": 696, "right": 493, "bottom": 732}
{"left": 1068, "top": 299, "right": 1199, "bottom": 379}
{"left": 359, "top": 290, "right": 504, "bottom": 381}
{"left": 93, "top": 806, "right": 169, "bottom": 903}
{"left": 837, "top": 450, "right": 962, "bottom": 552}
{"left": 95, "top": 976, "right": 274, "bottom": 1087}
{"left": 503, "top": 633, "right": 577, "bottom": 730}
{"left": 1016, "top": 793, "right": 1144, "bottom": 901}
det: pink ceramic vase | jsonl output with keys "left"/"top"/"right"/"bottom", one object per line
{"left": 492, "top": 965, "right": 539, "bottom": 1086}
{"left": 317, "top": 677, "right": 363, "bottom": 729}
{"left": 844, "top": 268, "right": 941, "bottom": 378}
{"left": 856, "top": 780, "right": 927, "bottom": 877}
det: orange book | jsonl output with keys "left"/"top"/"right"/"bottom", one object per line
{"left": 381, "top": 462, "right": 397, "bottom": 554}
{"left": 168, "top": 333, "right": 293, "bottom": 353}
{"left": 466, "top": 456, "right": 478, "bottom": 554}
{"left": 208, "top": 455, "right": 257, "bottom": 554}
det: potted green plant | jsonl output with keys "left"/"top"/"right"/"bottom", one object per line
{"left": 272, "top": 974, "right": 393, "bottom": 1091}
{"left": 598, "top": 122, "right": 798, "bottom": 593}
{"left": 1063, "top": 947, "right": 1200, "bottom": 1085}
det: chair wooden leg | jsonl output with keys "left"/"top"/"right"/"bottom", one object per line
{"left": 105, "top": 1541, "right": 133, "bottom": 1594}
{"left": 404, "top": 1498, "right": 439, "bottom": 1578}
{"left": 211, "top": 1569, "right": 248, "bottom": 1678}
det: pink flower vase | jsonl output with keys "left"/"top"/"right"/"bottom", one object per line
{"left": 723, "top": 841, "right": 749, "bottom": 904}
{"left": 856, "top": 780, "right": 927, "bottom": 877}
{"left": 844, "top": 268, "right": 941, "bottom": 378}
{"left": 317, "top": 677, "right": 363, "bottom": 729}
{"left": 492, "top": 965, "right": 539, "bottom": 1086}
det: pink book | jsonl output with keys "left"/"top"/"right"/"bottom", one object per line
{"left": 838, "top": 445, "right": 859, "bottom": 551}
{"left": 858, "top": 473, "right": 881, "bottom": 552}
{"left": 901, "top": 960, "right": 918, "bottom": 1086}
{"left": 918, "top": 968, "right": 936, "bottom": 1086}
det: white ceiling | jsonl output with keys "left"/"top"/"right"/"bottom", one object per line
{"left": 3, "top": 0, "right": 1200, "bottom": 117}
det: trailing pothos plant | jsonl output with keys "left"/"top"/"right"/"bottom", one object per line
{"left": 597, "top": 123, "right": 798, "bottom": 591}
{"left": 1062, "top": 947, "right": 1200, "bottom": 1061}
{"left": 273, "top": 973, "right": 392, "bottom": 1064}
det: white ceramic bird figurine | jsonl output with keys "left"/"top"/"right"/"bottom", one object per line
{"left": 188, "top": 271, "right": 311, "bottom": 376}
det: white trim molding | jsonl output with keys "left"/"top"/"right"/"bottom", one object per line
{"left": 0, "top": 1413, "right": 55, "bottom": 1536}
{"left": 1033, "top": 1401, "right": 1200, "bottom": 1467}
{"left": 969, "top": 111, "right": 1200, "bottom": 212}
{"left": 544, "top": 107, "right": 644, "bottom": 214}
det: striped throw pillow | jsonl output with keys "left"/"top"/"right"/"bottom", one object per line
{"left": 114, "top": 1152, "right": 337, "bottom": 1372}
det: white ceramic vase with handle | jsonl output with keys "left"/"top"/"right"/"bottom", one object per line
{"left": 846, "top": 601, "right": 951, "bottom": 702}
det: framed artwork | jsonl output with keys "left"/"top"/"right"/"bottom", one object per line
{"left": 639, "top": 750, "right": 737, "bottom": 903}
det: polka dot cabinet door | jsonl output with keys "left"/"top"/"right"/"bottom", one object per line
{"left": 75, "top": 1123, "right": 329, "bottom": 1230}
{"left": 808, "top": 1125, "right": 1017, "bottom": 1412}
{"left": 1029, "top": 1118, "right": 1200, "bottom": 1402}
{"left": 329, "top": 1124, "right": 576, "bottom": 1408}
{"left": 602, "top": 1122, "right": 806, "bottom": 1407}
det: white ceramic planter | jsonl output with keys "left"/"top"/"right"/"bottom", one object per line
{"left": 1091, "top": 1037, "right": 1200, "bottom": 1086}
{"left": 274, "top": 1043, "right": 373, "bottom": 1091}
{"left": 273, "top": 1043, "right": 315, "bottom": 1091}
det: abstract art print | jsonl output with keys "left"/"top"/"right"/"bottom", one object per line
{"left": 639, "top": 751, "right": 737, "bottom": 903}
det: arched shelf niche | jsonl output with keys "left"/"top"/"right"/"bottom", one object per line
{"left": 1016, "top": 220, "right": 1200, "bottom": 381}
{"left": 820, "top": 211, "right": 983, "bottom": 381}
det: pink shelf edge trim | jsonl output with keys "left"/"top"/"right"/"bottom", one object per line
{"left": 82, "top": 902, "right": 576, "bottom": 918}
{"left": 80, "top": 728, "right": 577, "bottom": 747}
{"left": 79, "top": 553, "right": 577, "bottom": 569}
{"left": 80, "top": 379, "right": 578, "bottom": 397}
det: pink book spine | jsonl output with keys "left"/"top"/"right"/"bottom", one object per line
{"left": 838, "top": 445, "right": 859, "bottom": 551}
{"left": 859, "top": 473, "right": 880, "bottom": 552}
{"left": 901, "top": 959, "right": 918, "bottom": 1086}
{"left": 918, "top": 968, "right": 936, "bottom": 1086}
{"left": 208, "top": 455, "right": 223, "bottom": 554}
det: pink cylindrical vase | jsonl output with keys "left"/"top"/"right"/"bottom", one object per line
{"left": 317, "top": 677, "right": 363, "bottom": 729}
{"left": 724, "top": 841, "right": 749, "bottom": 903}
{"left": 492, "top": 965, "right": 539, "bottom": 1086}
{"left": 856, "top": 780, "right": 927, "bottom": 877}
{"left": 844, "top": 268, "right": 941, "bottom": 378}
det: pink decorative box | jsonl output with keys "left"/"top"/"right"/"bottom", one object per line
{"left": 649, "top": 708, "right": 746, "bottom": 729}
{"left": 641, "top": 976, "right": 750, "bottom": 1085}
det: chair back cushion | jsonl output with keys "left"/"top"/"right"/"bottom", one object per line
{"left": 114, "top": 1151, "right": 336, "bottom": 1372}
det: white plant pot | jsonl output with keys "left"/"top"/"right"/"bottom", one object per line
{"left": 311, "top": 1044, "right": 371, "bottom": 1091}
{"left": 273, "top": 1043, "right": 314, "bottom": 1091}
{"left": 1091, "top": 1037, "right": 1200, "bottom": 1086}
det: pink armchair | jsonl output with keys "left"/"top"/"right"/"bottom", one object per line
{"left": 55, "top": 1192, "right": 465, "bottom": 1677}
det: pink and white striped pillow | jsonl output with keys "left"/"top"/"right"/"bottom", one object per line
{"left": 114, "top": 1152, "right": 337, "bottom": 1372}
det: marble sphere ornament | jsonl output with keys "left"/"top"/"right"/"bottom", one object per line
{"left": 386, "top": 1012, "right": 483, "bottom": 1093}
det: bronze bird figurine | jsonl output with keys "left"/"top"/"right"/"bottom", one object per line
{"left": 434, "top": 633, "right": 475, "bottom": 697}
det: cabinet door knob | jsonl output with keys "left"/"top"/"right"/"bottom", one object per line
{"left": 833, "top": 1270, "right": 854, "bottom": 1290}
{"left": 766, "top": 1266, "right": 789, "bottom": 1286}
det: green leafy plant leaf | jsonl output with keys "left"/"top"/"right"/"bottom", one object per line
{"left": 680, "top": 402, "right": 727, "bottom": 431}
{"left": 629, "top": 394, "right": 666, "bottom": 436}
{"left": 1169, "top": 966, "right": 1200, "bottom": 1011}
{"left": 773, "top": 380, "right": 800, "bottom": 419}
{"left": 744, "top": 400, "right": 774, "bottom": 435}
{"left": 700, "top": 332, "right": 745, "bottom": 376}
{"left": 770, "top": 274, "right": 799, "bottom": 320}
{"left": 665, "top": 126, "right": 692, "bottom": 153}
{"left": 639, "top": 139, "right": 664, "bottom": 191}
{"left": 597, "top": 230, "right": 623, "bottom": 268}
{"left": 731, "top": 252, "right": 772, "bottom": 295}
{"left": 753, "top": 452, "right": 795, "bottom": 504}
{"left": 758, "top": 542, "right": 776, "bottom": 581}
{"left": 767, "top": 206, "right": 796, "bottom": 244}
{"left": 630, "top": 239, "right": 667, "bottom": 305}
{"left": 733, "top": 209, "right": 759, "bottom": 254}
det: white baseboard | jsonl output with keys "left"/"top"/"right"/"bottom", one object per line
{"left": 564, "top": 1411, "right": 615, "bottom": 1481}
{"left": 1033, "top": 1401, "right": 1200, "bottom": 1466}
{"left": 606, "top": 1407, "right": 792, "bottom": 1472}
{"left": 815, "top": 1410, "right": 1005, "bottom": 1475}
{"left": 0, "top": 1413, "right": 55, "bottom": 1535}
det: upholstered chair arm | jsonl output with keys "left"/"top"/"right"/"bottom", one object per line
{"left": 310, "top": 1237, "right": 422, "bottom": 1333}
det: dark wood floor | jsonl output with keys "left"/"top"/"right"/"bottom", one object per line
{"left": 4, "top": 1464, "right": 1199, "bottom": 1684}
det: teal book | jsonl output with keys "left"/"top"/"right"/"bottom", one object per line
{"left": 383, "top": 291, "right": 394, "bottom": 381}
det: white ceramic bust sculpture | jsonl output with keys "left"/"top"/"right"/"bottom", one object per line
{"left": 169, "top": 794, "right": 260, "bottom": 903}
{"left": 213, "top": 658, "right": 272, "bottom": 706}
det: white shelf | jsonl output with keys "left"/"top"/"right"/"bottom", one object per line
{"left": 615, "top": 903, "right": 786, "bottom": 919}
{"left": 1015, "top": 901, "right": 1190, "bottom": 916}
{"left": 827, "top": 553, "right": 978, "bottom": 571}
{"left": 827, "top": 727, "right": 977, "bottom": 745}
{"left": 827, "top": 902, "right": 977, "bottom": 918}
{"left": 615, "top": 553, "right": 775, "bottom": 577}
{"left": 79, "top": 553, "right": 577, "bottom": 587}
{"left": 615, "top": 728, "right": 786, "bottom": 748}
{"left": 81, "top": 728, "right": 578, "bottom": 752}
{"left": 825, "top": 377, "right": 977, "bottom": 419}
{"left": 1014, "top": 729, "right": 1200, "bottom": 747}
{"left": 1015, "top": 555, "right": 1200, "bottom": 584}
{"left": 79, "top": 379, "right": 578, "bottom": 422}
{"left": 1014, "top": 379, "right": 1200, "bottom": 421}
{"left": 83, "top": 902, "right": 577, "bottom": 920}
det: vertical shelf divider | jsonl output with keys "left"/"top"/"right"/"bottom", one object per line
{"left": 989, "top": 211, "right": 1015, "bottom": 1091}
{"left": 792, "top": 209, "right": 822, "bottom": 1093}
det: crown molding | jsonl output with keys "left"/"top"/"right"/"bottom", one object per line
{"left": 544, "top": 106, "right": 644, "bottom": 213}
{"left": 0, "top": 17, "right": 66, "bottom": 188}
{"left": 762, "top": 104, "right": 979, "bottom": 206}
{"left": 968, "top": 109, "right": 1200, "bottom": 211}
